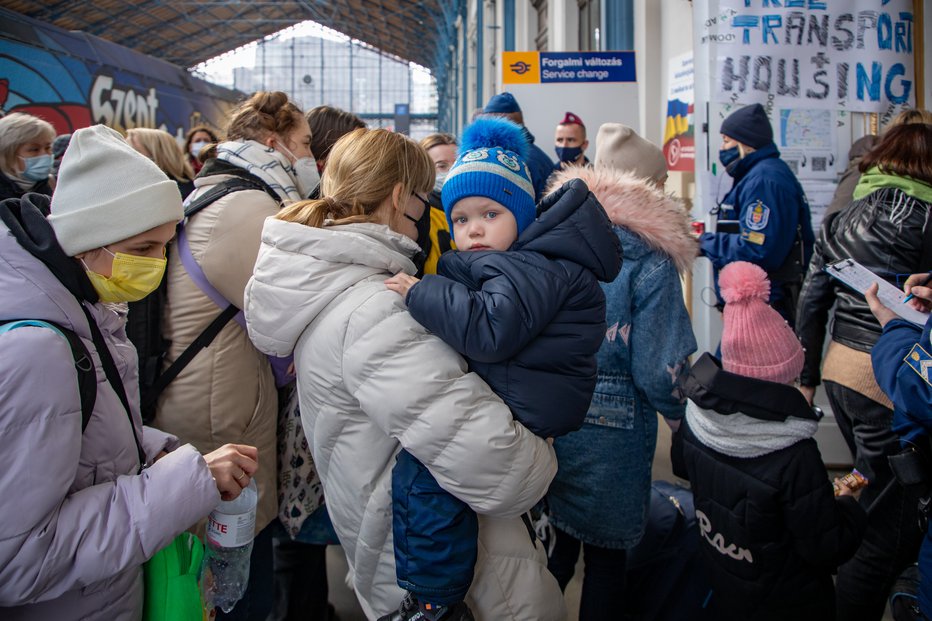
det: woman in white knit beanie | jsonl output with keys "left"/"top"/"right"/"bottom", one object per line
{"left": 0, "top": 124, "right": 257, "bottom": 620}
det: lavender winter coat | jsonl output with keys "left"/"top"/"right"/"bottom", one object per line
{"left": 0, "top": 196, "right": 219, "bottom": 621}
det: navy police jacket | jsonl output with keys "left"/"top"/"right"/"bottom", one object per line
{"left": 700, "top": 143, "right": 814, "bottom": 303}
{"left": 873, "top": 314, "right": 932, "bottom": 446}
{"left": 523, "top": 126, "right": 557, "bottom": 201}
{"left": 872, "top": 313, "right": 932, "bottom": 617}
{"left": 405, "top": 178, "right": 622, "bottom": 438}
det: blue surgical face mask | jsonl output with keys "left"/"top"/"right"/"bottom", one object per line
{"left": 718, "top": 146, "right": 741, "bottom": 175}
{"left": 22, "top": 154, "right": 52, "bottom": 182}
{"left": 555, "top": 145, "right": 584, "bottom": 164}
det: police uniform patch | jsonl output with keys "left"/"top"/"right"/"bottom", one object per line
{"left": 904, "top": 343, "right": 932, "bottom": 387}
{"left": 741, "top": 230, "right": 766, "bottom": 245}
{"left": 744, "top": 201, "right": 770, "bottom": 231}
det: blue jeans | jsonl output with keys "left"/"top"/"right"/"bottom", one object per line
{"left": 824, "top": 381, "right": 923, "bottom": 621}
{"left": 392, "top": 449, "right": 478, "bottom": 606}
{"left": 547, "top": 527, "right": 627, "bottom": 621}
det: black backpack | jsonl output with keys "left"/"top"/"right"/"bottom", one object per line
{"left": 128, "top": 174, "right": 281, "bottom": 423}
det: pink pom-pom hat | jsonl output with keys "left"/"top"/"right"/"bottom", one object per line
{"left": 719, "top": 262, "right": 804, "bottom": 384}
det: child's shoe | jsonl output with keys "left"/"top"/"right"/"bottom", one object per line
{"left": 377, "top": 592, "right": 475, "bottom": 621}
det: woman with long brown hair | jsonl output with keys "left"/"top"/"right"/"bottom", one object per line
{"left": 796, "top": 121, "right": 932, "bottom": 621}
{"left": 244, "top": 127, "right": 565, "bottom": 620}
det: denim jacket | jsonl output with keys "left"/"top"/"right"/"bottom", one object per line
{"left": 544, "top": 166, "right": 698, "bottom": 548}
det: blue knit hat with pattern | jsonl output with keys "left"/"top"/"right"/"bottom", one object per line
{"left": 441, "top": 117, "right": 536, "bottom": 240}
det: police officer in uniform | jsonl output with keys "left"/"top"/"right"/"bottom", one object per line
{"left": 699, "top": 103, "right": 814, "bottom": 325}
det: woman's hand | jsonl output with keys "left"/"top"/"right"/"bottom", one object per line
{"left": 865, "top": 282, "right": 899, "bottom": 328}
{"left": 204, "top": 444, "right": 258, "bottom": 501}
{"left": 385, "top": 272, "right": 420, "bottom": 299}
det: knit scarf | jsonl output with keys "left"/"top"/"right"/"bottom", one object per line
{"left": 685, "top": 400, "right": 819, "bottom": 459}
{"left": 853, "top": 167, "right": 932, "bottom": 204}
{"left": 215, "top": 140, "right": 302, "bottom": 203}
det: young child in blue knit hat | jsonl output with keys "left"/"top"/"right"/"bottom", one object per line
{"left": 379, "top": 117, "right": 622, "bottom": 621}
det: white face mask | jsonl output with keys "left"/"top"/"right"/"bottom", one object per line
{"left": 190, "top": 140, "right": 209, "bottom": 157}
{"left": 277, "top": 141, "right": 320, "bottom": 199}
{"left": 433, "top": 171, "right": 448, "bottom": 193}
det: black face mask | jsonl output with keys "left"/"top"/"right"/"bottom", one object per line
{"left": 409, "top": 195, "right": 432, "bottom": 277}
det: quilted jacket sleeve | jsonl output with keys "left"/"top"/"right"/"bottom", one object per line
{"left": 780, "top": 441, "right": 867, "bottom": 570}
{"left": 406, "top": 253, "right": 568, "bottom": 364}
{"left": 342, "top": 290, "right": 558, "bottom": 518}
{"left": 0, "top": 328, "right": 219, "bottom": 605}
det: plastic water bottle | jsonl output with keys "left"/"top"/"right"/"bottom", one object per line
{"left": 202, "top": 479, "right": 257, "bottom": 614}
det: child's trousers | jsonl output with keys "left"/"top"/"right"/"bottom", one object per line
{"left": 391, "top": 449, "right": 479, "bottom": 605}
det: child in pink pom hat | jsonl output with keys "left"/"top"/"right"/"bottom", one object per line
{"left": 719, "top": 261, "right": 805, "bottom": 383}
{"left": 671, "top": 261, "right": 867, "bottom": 621}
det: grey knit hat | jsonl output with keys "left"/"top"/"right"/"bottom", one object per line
{"left": 594, "top": 123, "right": 667, "bottom": 184}
{"left": 48, "top": 125, "right": 182, "bottom": 256}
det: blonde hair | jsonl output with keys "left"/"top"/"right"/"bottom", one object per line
{"left": 0, "top": 112, "right": 56, "bottom": 177}
{"left": 277, "top": 128, "right": 433, "bottom": 229}
{"left": 126, "top": 127, "right": 194, "bottom": 182}
{"left": 420, "top": 133, "right": 457, "bottom": 153}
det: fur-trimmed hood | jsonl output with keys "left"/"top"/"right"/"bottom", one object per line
{"left": 548, "top": 166, "right": 697, "bottom": 273}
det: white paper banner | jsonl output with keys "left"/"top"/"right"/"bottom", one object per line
{"left": 696, "top": 0, "right": 915, "bottom": 114}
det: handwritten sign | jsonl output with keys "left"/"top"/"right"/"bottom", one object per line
{"left": 695, "top": 0, "right": 915, "bottom": 114}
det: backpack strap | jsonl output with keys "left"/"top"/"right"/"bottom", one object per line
{"left": 0, "top": 319, "right": 96, "bottom": 432}
{"left": 142, "top": 303, "right": 240, "bottom": 413}
{"left": 184, "top": 175, "right": 281, "bottom": 219}
{"left": 138, "top": 176, "right": 276, "bottom": 413}
{"left": 78, "top": 305, "right": 148, "bottom": 471}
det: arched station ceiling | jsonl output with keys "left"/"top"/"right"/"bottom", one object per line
{"left": 0, "top": 0, "right": 460, "bottom": 71}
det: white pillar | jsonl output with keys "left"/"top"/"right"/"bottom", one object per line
{"left": 549, "top": 0, "right": 579, "bottom": 52}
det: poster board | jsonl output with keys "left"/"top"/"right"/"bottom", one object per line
{"left": 688, "top": 0, "right": 919, "bottom": 359}
{"left": 663, "top": 52, "right": 696, "bottom": 172}
{"left": 501, "top": 51, "right": 641, "bottom": 162}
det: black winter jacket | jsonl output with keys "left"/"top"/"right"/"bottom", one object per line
{"left": 0, "top": 171, "right": 52, "bottom": 208}
{"left": 796, "top": 187, "right": 932, "bottom": 386}
{"left": 405, "top": 178, "right": 622, "bottom": 438}
{"left": 672, "top": 355, "right": 867, "bottom": 620}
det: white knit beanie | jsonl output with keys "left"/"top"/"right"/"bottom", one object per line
{"left": 48, "top": 125, "right": 183, "bottom": 256}
{"left": 594, "top": 123, "right": 668, "bottom": 185}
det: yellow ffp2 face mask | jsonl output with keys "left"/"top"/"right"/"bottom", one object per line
{"left": 84, "top": 248, "right": 166, "bottom": 303}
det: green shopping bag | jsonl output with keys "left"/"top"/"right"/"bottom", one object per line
{"left": 143, "top": 532, "right": 205, "bottom": 621}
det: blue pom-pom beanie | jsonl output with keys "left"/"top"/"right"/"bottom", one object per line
{"left": 441, "top": 117, "right": 536, "bottom": 240}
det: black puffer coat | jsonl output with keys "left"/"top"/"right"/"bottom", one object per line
{"left": 672, "top": 355, "right": 867, "bottom": 620}
{"left": 796, "top": 187, "right": 932, "bottom": 386}
{"left": 406, "top": 178, "right": 622, "bottom": 438}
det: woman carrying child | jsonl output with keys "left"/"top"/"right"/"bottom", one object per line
{"left": 243, "top": 126, "right": 566, "bottom": 620}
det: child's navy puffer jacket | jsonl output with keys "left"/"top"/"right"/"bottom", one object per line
{"left": 405, "top": 178, "right": 622, "bottom": 438}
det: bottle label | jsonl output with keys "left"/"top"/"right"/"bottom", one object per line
{"left": 207, "top": 510, "right": 256, "bottom": 548}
